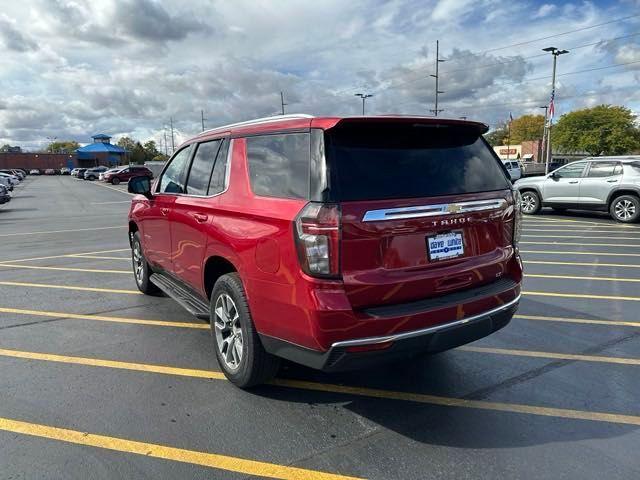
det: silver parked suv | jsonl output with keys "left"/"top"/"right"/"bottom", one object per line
{"left": 515, "top": 156, "right": 640, "bottom": 223}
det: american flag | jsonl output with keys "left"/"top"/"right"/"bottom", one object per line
{"left": 548, "top": 89, "right": 555, "bottom": 123}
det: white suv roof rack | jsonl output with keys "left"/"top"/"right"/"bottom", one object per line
{"left": 200, "top": 114, "right": 314, "bottom": 135}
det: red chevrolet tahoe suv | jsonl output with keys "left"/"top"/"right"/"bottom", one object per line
{"left": 127, "top": 114, "right": 523, "bottom": 387}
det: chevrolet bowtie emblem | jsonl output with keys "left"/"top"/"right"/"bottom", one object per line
{"left": 446, "top": 204, "right": 462, "bottom": 214}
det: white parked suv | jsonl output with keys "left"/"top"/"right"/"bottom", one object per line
{"left": 514, "top": 156, "right": 640, "bottom": 223}
{"left": 502, "top": 160, "right": 522, "bottom": 181}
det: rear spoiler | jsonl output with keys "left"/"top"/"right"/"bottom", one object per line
{"left": 314, "top": 116, "right": 489, "bottom": 135}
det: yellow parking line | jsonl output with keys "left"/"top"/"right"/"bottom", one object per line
{"left": 521, "top": 241, "right": 640, "bottom": 248}
{"left": 515, "top": 314, "right": 640, "bottom": 329}
{"left": 524, "top": 228, "right": 639, "bottom": 233}
{"left": 524, "top": 260, "right": 640, "bottom": 269}
{"left": 524, "top": 218, "right": 639, "bottom": 227}
{"left": 525, "top": 273, "right": 640, "bottom": 283}
{"left": 68, "top": 255, "right": 129, "bottom": 260}
{"left": 0, "top": 264, "right": 129, "bottom": 274}
{"left": 0, "top": 417, "right": 357, "bottom": 480}
{"left": 0, "top": 226, "right": 124, "bottom": 237}
{"left": 459, "top": 345, "right": 640, "bottom": 366}
{"left": 0, "top": 281, "right": 140, "bottom": 295}
{"left": 1, "top": 348, "right": 640, "bottom": 426}
{"left": 5, "top": 248, "right": 130, "bottom": 263}
{"left": 523, "top": 235, "right": 640, "bottom": 240}
{"left": 520, "top": 250, "right": 640, "bottom": 257}
{"left": 523, "top": 291, "right": 640, "bottom": 302}
{"left": 0, "top": 307, "right": 208, "bottom": 330}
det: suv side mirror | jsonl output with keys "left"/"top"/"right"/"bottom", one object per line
{"left": 128, "top": 176, "right": 152, "bottom": 198}
{"left": 550, "top": 171, "right": 560, "bottom": 179}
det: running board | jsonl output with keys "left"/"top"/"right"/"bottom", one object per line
{"left": 149, "top": 273, "right": 210, "bottom": 320}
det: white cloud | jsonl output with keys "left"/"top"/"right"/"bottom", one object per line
{"left": 534, "top": 4, "right": 557, "bottom": 18}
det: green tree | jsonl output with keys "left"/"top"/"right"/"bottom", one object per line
{"left": 116, "top": 136, "right": 136, "bottom": 153}
{"left": 485, "top": 123, "right": 508, "bottom": 146}
{"left": 152, "top": 153, "right": 169, "bottom": 163}
{"left": 47, "top": 140, "right": 80, "bottom": 153}
{"left": 510, "top": 114, "right": 545, "bottom": 144}
{"left": 130, "top": 141, "right": 147, "bottom": 165}
{"left": 143, "top": 140, "right": 160, "bottom": 161}
{"left": 553, "top": 105, "right": 640, "bottom": 155}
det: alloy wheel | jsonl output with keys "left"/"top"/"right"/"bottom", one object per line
{"left": 521, "top": 193, "right": 537, "bottom": 214}
{"left": 132, "top": 241, "right": 144, "bottom": 285}
{"left": 614, "top": 199, "right": 636, "bottom": 221}
{"left": 214, "top": 293, "right": 243, "bottom": 371}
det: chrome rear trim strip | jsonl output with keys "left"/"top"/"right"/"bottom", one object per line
{"left": 362, "top": 198, "right": 507, "bottom": 222}
{"left": 330, "top": 294, "right": 520, "bottom": 349}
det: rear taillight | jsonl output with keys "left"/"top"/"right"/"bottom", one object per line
{"left": 512, "top": 189, "right": 522, "bottom": 250}
{"left": 294, "top": 202, "right": 341, "bottom": 278}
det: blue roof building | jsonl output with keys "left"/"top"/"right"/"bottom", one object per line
{"left": 76, "top": 134, "right": 126, "bottom": 166}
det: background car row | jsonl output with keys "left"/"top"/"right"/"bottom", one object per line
{"left": 0, "top": 169, "right": 27, "bottom": 190}
{"left": 70, "top": 165, "right": 153, "bottom": 184}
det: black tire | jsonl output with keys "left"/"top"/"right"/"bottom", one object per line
{"left": 88, "top": 175, "right": 96, "bottom": 181}
{"left": 112, "top": 177, "right": 121, "bottom": 185}
{"left": 131, "top": 231, "right": 162, "bottom": 295}
{"left": 609, "top": 195, "right": 640, "bottom": 223}
{"left": 520, "top": 190, "right": 541, "bottom": 215}
{"left": 210, "top": 273, "right": 280, "bottom": 388}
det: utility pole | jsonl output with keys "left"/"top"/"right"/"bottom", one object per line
{"left": 538, "top": 105, "right": 548, "bottom": 165}
{"left": 280, "top": 91, "right": 287, "bottom": 115}
{"left": 429, "top": 40, "right": 445, "bottom": 116}
{"left": 354, "top": 93, "right": 373, "bottom": 115}
{"left": 170, "top": 117, "right": 175, "bottom": 154}
{"left": 163, "top": 128, "right": 168, "bottom": 156}
{"left": 201, "top": 110, "right": 206, "bottom": 132}
{"left": 542, "top": 47, "right": 569, "bottom": 174}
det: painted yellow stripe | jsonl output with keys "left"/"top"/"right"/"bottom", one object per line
{"left": 524, "top": 228, "right": 640, "bottom": 234}
{"left": 523, "top": 235, "right": 640, "bottom": 240}
{"left": 521, "top": 241, "right": 640, "bottom": 248}
{"left": 0, "top": 281, "right": 139, "bottom": 295}
{"left": 0, "top": 307, "right": 208, "bottom": 330}
{"left": 524, "top": 218, "right": 639, "bottom": 228}
{"left": 0, "top": 417, "right": 358, "bottom": 480}
{"left": 0, "top": 264, "right": 129, "bottom": 274}
{"left": 68, "top": 255, "right": 129, "bottom": 260}
{"left": 0, "top": 226, "right": 124, "bottom": 237}
{"left": 525, "top": 273, "right": 640, "bottom": 283}
{"left": 524, "top": 260, "right": 640, "bottom": 269}
{"left": 520, "top": 250, "right": 640, "bottom": 257}
{"left": 5, "top": 248, "right": 130, "bottom": 263}
{"left": 459, "top": 345, "right": 640, "bottom": 366}
{"left": 1, "top": 348, "right": 640, "bottom": 427}
{"left": 515, "top": 313, "right": 640, "bottom": 329}
{"left": 524, "top": 291, "right": 640, "bottom": 302}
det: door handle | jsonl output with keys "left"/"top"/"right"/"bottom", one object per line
{"left": 193, "top": 213, "right": 208, "bottom": 223}
{"left": 607, "top": 179, "right": 619, "bottom": 183}
{"left": 161, "top": 208, "right": 169, "bottom": 216}
{"left": 568, "top": 181, "right": 579, "bottom": 184}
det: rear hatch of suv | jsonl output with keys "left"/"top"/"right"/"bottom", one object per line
{"left": 324, "top": 119, "right": 518, "bottom": 310}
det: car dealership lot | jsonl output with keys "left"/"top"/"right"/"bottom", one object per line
{"left": 1, "top": 176, "right": 640, "bottom": 479}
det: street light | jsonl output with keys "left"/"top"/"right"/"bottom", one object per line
{"left": 538, "top": 105, "right": 548, "bottom": 164}
{"left": 354, "top": 93, "right": 373, "bottom": 115}
{"left": 542, "top": 47, "right": 569, "bottom": 174}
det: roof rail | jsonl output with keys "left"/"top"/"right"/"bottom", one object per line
{"left": 199, "top": 114, "right": 314, "bottom": 135}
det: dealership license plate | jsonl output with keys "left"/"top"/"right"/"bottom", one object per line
{"left": 427, "top": 231, "right": 464, "bottom": 261}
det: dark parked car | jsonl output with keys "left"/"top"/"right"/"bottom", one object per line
{"left": 105, "top": 166, "right": 153, "bottom": 185}
{"left": 0, "top": 184, "right": 10, "bottom": 204}
{"left": 127, "top": 114, "right": 523, "bottom": 387}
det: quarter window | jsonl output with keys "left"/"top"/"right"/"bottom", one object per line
{"left": 186, "top": 140, "right": 221, "bottom": 196}
{"left": 246, "top": 133, "right": 310, "bottom": 199}
{"left": 554, "top": 162, "right": 586, "bottom": 179}
{"left": 159, "top": 146, "right": 192, "bottom": 194}
{"left": 587, "top": 162, "right": 621, "bottom": 178}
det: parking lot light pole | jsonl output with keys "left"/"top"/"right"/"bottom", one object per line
{"left": 542, "top": 47, "right": 569, "bottom": 174}
{"left": 539, "top": 105, "right": 548, "bottom": 165}
{"left": 355, "top": 93, "right": 373, "bottom": 115}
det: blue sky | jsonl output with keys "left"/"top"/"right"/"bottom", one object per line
{"left": 0, "top": 0, "right": 638, "bottom": 150}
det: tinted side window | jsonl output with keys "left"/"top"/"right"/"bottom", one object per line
{"left": 209, "top": 140, "right": 229, "bottom": 195}
{"left": 159, "top": 146, "right": 192, "bottom": 193}
{"left": 246, "top": 133, "right": 310, "bottom": 199}
{"left": 186, "top": 140, "right": 221, "bottom": 196}
{"left": 587, "top": 162, "right": 620, "bottom": 178}
{"left": 555, "top": 162, "right": 586, "bottom": 179}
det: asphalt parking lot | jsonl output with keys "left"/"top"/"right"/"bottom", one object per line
{"left": 1, "top": 175, "right": 640, "bottom": 479}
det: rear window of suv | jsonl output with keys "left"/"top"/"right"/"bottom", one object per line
{"left": 325, "top": 122, "right": 511, "bottom": 201}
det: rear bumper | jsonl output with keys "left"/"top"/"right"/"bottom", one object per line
{"left": 260, "top": 294, "right": 519, "bottom": 371}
